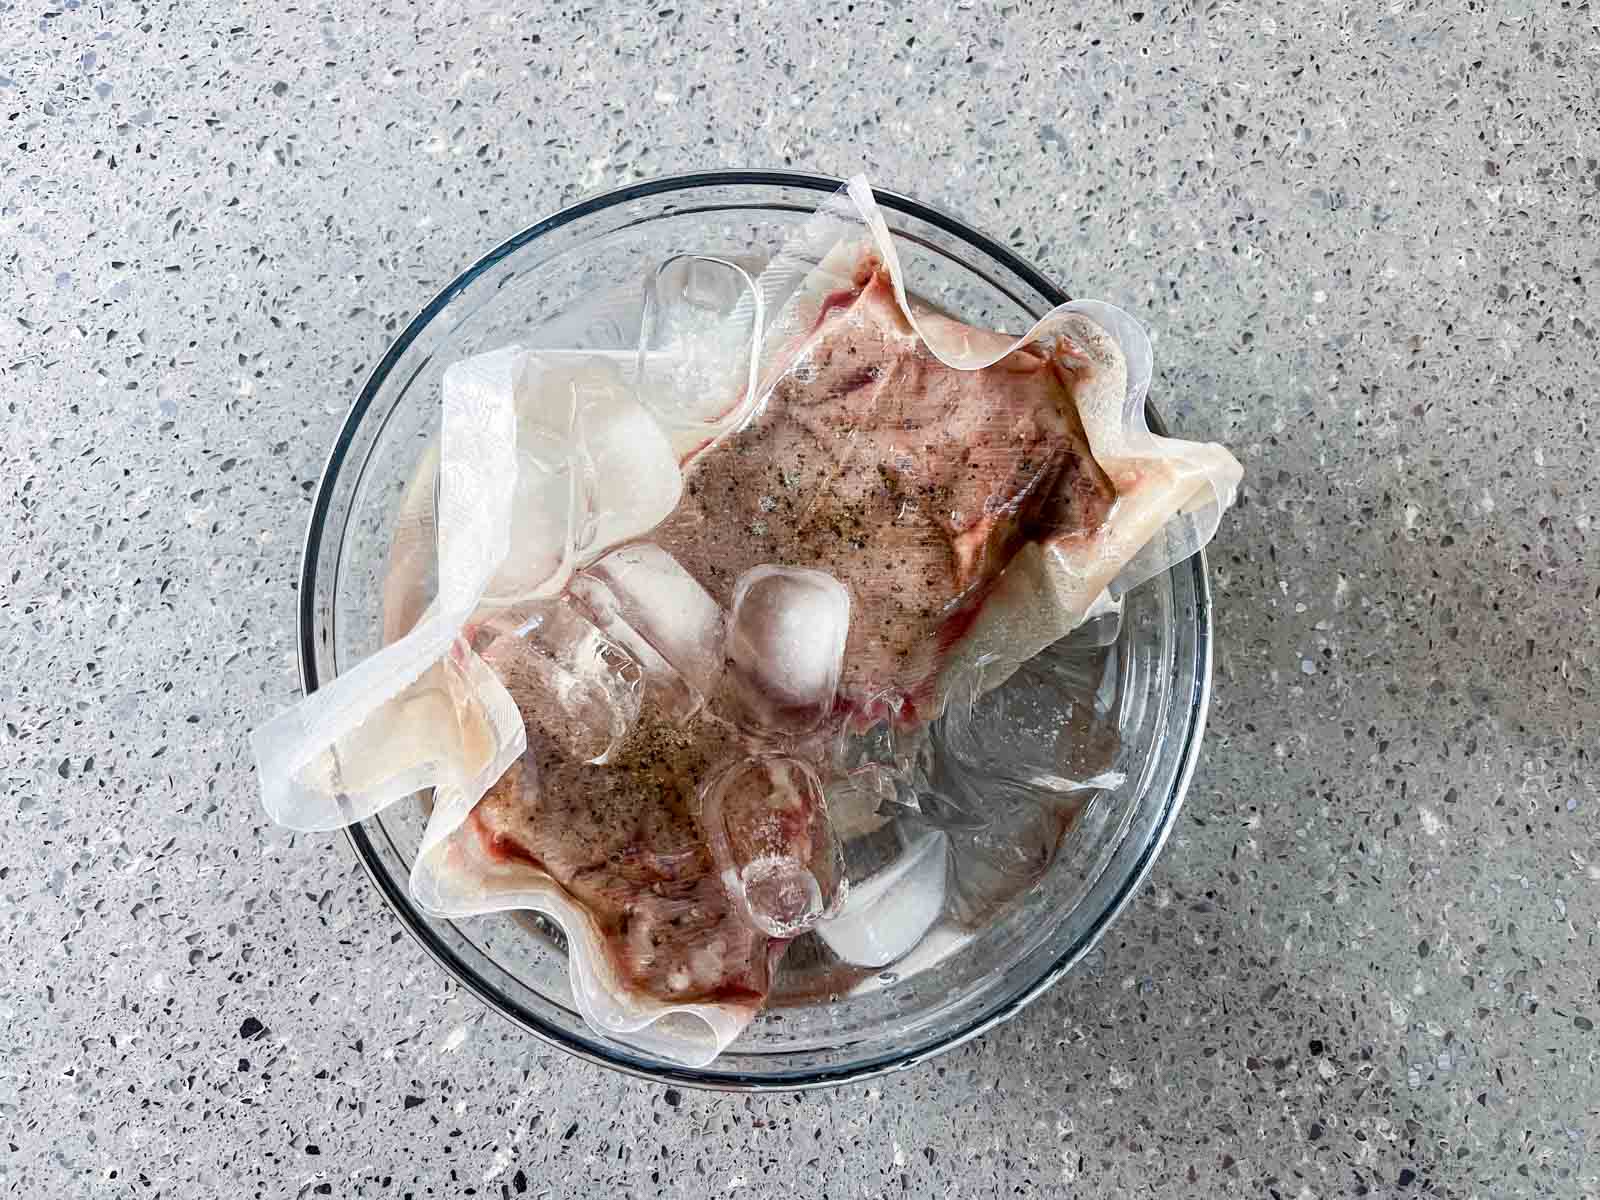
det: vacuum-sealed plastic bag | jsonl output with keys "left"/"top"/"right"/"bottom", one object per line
{"left": 253, "top": 175, "right": 1241, "bottom": 1067}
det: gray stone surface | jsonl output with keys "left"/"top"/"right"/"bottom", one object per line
{"left": 3, "top": 1, "right": 1598, "bottom": 1195}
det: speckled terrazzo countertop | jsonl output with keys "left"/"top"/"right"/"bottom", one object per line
{"left": 4, "top": 3, "right": 1598, "bottom": 1196}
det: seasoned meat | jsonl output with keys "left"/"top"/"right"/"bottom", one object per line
{"left": 469, "top": 710, "right": 779, "bottom": 1006}
{"left": 655, "top": 258, "right": 1117, "bottom": 720}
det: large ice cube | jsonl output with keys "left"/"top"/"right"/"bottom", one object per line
{"left": 637, "top": 255, "right": 763, "bottom": 458}
{"left": 569, "top": 543, "right": 726, "bottom": 715}
{"left": 815, "top": 823, "right": 948, "bottom": 968}
{"left": 567, "top": 578, "right": 700, "bottom": 721}
{"left": 700, "top": 755, "right": 844, "bottom": 939}
{"left": 719, "top": 565, "right": 849, "bottom": 735}
{"left": 475, "top": 599, "right": 642, "bottom": 765}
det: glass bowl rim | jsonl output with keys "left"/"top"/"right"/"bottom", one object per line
{"left": 297, "top": 168, "right": 1214, "bottom": 1091}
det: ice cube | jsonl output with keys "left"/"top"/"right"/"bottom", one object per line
{"left": 571, "top": 544, "right": 726, "bottom": 712}
{"left": 847, "top": 924, "right": 973, "bottom": 994}
{"left": 567, "top": 579, "right": 699, "bottom": 720}
{"left": 637, "top": 255, "right": 763, "bottom": 458}
{"left": 815, "top": 823, "right": 948, "bottom": 968}
{"left": 719, "top": 565, "right": 849, "bottom": 735}
{"left": 475, "top": 599, "right": 642, "bottom": 765}
{"left": 700, "top": 755, "right": 843, "bottom": 939}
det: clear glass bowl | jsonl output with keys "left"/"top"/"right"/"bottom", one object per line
{"left": 299, "top": 172, "right": 1213, "bottom": 1089}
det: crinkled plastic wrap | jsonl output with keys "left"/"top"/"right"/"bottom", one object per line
{"left": 252, "top": 175, "right": 1242, "bottom": 1067}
